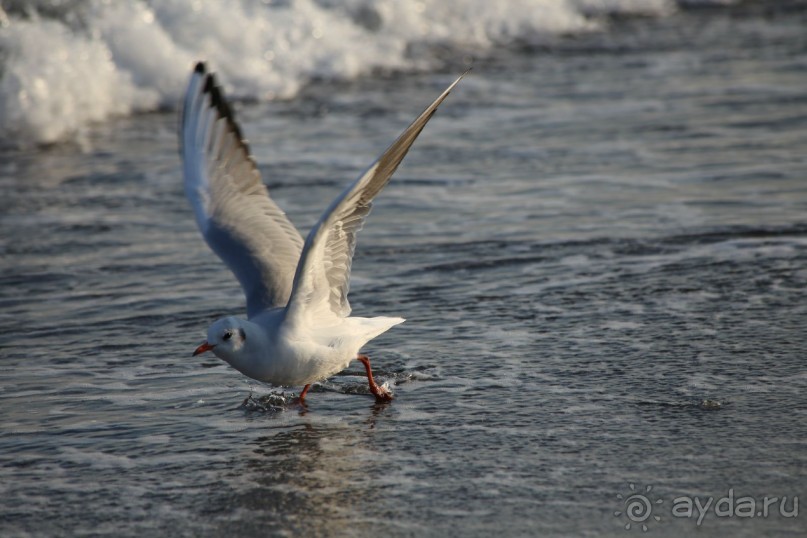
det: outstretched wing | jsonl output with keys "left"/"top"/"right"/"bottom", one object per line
{"left": 286, "top": 73, "right": 466, "bottom": 321}
{"left": 181, "top": 62, "right": 304, "bottom": 317}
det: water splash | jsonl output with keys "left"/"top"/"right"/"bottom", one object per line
{"left": 0, "top": 0, "right": 728, "bottom": 147}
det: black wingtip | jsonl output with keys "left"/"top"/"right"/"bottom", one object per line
{"left": 197, "top": 63, "right": 252, "bottom": 158}
{"left": 203, "top": 71, "right": 215, "bottom": 95}
{"left": 204, "top": 74, "right": 231, "bottom": 127}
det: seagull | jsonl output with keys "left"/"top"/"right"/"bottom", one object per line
{"left": 181, "top": 62, "right": 463, "bottom": 404}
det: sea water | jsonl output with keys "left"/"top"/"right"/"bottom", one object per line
{"left": 1, "top": 0, "right": 806, "bottom": 536}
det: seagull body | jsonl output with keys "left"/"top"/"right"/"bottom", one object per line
{"left": 181, "top": 62, "right": 462, "bottom": 402}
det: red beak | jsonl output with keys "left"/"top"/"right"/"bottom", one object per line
{"left": 192, "top": 341, "right": 216, "bottom": 356}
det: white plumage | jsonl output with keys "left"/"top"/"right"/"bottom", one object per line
{"left": 181, "top": 61, "right": 463, "bottom": 403}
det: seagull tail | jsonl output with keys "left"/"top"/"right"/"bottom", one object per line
{"left": 352, "top": 316, "right": 406, "bottom": 344}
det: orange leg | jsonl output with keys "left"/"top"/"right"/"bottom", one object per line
{"left": 299, "top": 383, "right": 312, "bottom": 404}
{"left": 357, "top": 354, "right": 393, "bottom": 402}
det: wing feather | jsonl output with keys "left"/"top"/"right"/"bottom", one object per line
{"left": 287, "top": 73, "right": 466, "bottom": 321}
{"left": 180, "top": 62, "right": 304, "bottom": 317}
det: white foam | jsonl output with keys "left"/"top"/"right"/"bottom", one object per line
{"left": 0, "top": 16, "right": 156, "bottom": 145}
{"left": 0, "top": 0, "right": 724, "bottom": 146}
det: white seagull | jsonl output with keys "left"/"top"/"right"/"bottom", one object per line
{"left": 181, "top": 62, "right": 463, "bottom": 403}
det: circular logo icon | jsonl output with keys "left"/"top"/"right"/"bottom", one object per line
{"left": 614, "top": 484, "right": 663, "bottom": 531}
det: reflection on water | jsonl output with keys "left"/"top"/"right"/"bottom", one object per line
{"left": 209, "top": 416, "right": 394, "bottom": 536}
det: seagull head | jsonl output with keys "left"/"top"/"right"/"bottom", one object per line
{"left": 193, "top": 316, "right": 248, "bottom": 359}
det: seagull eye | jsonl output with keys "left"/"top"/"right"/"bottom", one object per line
{"left": 222, "top": 331, "right": 233, "bottom": 341}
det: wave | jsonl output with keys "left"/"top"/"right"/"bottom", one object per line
{"left": 0, "top": 0, "right": 739, "bottom": 147}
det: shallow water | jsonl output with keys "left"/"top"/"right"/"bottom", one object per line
{"left": 2, "top": 3, "right": 807, "bottom": 537}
